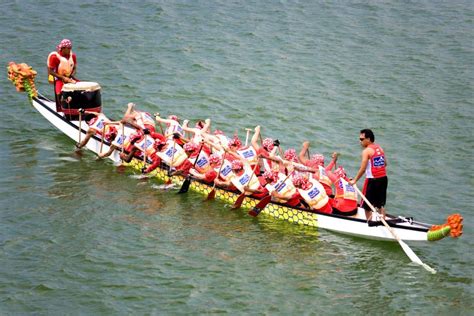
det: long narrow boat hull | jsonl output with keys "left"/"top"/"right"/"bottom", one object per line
{"left": 31, "top": 94, "right": 442, "bottom": 242}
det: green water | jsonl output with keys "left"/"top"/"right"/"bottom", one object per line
{"left": 1, "top": 1, "right": 472, "bottom": 314}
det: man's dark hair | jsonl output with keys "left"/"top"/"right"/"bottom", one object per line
{"left": 360, "top": 129, "right": 375, "bottom": 142}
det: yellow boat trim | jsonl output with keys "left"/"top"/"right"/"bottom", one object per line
{"left": 124, "top": 159, "right": 319, "bottom": 228}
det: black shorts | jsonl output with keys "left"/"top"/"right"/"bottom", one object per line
{"left": 362, "top": 176, "right": 388, "bottom": 211}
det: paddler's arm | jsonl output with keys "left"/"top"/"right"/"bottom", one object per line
{"left": 292, "top": 163, "right": 316, "bottom": 173}
{"left": 298, "top": 141, "right": 310, "bottom": 164}
{"left": 124, "top": 102, "right": 135, "bottom": 116}
{"left": 349, "top": 148, "right": 370, "bottom": 185}
{"left": 154, "top": 114, "right": 181, "bottom": 126}
{"left": 82, "top": 110, "right": 101, "bottom": 116}
{"left": 201, "top": 118, "right": 211, "bottom": 134}
{"left": 225, "top": 149, "right": 242, "bottom": 161}
{"left": 326, "top": 169, "right": 339, "bottom": 184}
{"left": 251, "top": 125, "right": 262, "bottom": 151}
{"left": 104, "top": 120, "right": 122, "bottom": 126}
{"left": 164, "top": 131, "right": 190, "bottom": 143}
{"left": 120, "top": 117, "right": 148, "bottom": 134}
{"left": 270, "top": 190, "right": 290, "bottom": 201}
{"left": 98, "top": 145, "right": 116, "bottom": 158}
{"left": 242, "top": 184, "right": 267, "bottom": 195}
{"left": 203, "top": 138, "right": 224, "bottom": 152}
{"left": 259, "top": 153, "right": 283, "bottom": 163}
{"left": 189, "top": 168, "right": 206, "bottom": 179}
{"left": 181, "top": 120, "right": 200, "bottom": 134}
{"left": 325, "top": 152, "right": 339, "bottom": 172}
{"left": 214, "top": 178, "right": 231, "bottom": 188}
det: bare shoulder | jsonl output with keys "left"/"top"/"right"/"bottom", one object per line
{"left": 362, "top": 146, "right": 374, "bottom": 157}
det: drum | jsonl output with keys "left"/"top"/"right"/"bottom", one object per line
{"left": 60, "top": 81, "right": 102, "bottom": 116}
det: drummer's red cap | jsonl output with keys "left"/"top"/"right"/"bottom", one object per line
{"left": 57, "top": 39, "right": 72, "bottom": 51}
{"left": 231, "top": 160, "right": 243, "bottom": 171}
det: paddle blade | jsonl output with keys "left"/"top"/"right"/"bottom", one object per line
{"left": 248, "top": 195, "right": 271, "bottom": 217}
{"left": 399, "top": 240, "right": 437, "bottom": 274}
{"left": 206, "top": 188, "right": 216, "bottom": 200}
{"left": 231, "top": 193, "right": 246, "bottom": 209}
{"left": 178, "top": 177, "right": 191, "bottom": 194}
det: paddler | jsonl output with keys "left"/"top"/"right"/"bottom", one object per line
{"left": 225, "top": 129, "right": 261, "bottom": 175}
{"left": 155, "top": 114, "right": 189, "bottom": 145}
{"left": 75, "top": 109, "right": 117, "bottom": 149}
{"left": 261, "top": 169, "right": 302, "bottom": 207}
{"left": 169, "top": 141, "right": 211, "bottom": 177}
{"left": 327, "top": 166, "right": 358, "bottom": 216}
{"left": 189, "top": 153, "right": 220, "bottom": 184}
{"left": 292, "top": 174, "right": 332, "bottom": 214}
{"left": 229, "top": 159, "right": 268, "bottom": 199}
{"left": 349, "top": 129, "right": 388, "bottom": 220}
{"left": 298, "top": 141, "right": 338, "bottom": 196}
{"left": 189, "top": 151, "right": 238, "bottom": 190}
{"left": 251, "top": 125, "right": 280, "bottom": 173}
{"left": 122, "top": 103, "right": 156, "bottom": 134}
{"left": 47, "top": 39, "right": 78, "bottom": 111}
{"left": 119, "top": 129, "right": 167, "bottom": 168}
{"left": 98, "top": 103, "right": 153, "bottom": 158}
{"left": 182, "top": 118, "right": 211, "bottom": 143}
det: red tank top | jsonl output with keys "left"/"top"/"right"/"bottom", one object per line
{"left": 366, "top": 144, "right": 387, "bottom": 178}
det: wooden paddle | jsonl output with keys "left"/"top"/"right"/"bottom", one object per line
{"left": 142, "top": 134, "right": 147, "bottom": 166}
{"left": 206, "top": 152, "right": 226, "bottom": 200}
{"left": 99, "top": 125, "right": 106, "bottom": 154}
{"left": 248, "top": 171, "right": 294, "bottom": 217}
{"left": 353, "top": 185, "right": 436, "bottom": 274}
{"left": 153, "top": 113, "right": 166, "bottom": 135}
{"left": 77, "top": 108, "right": 82, "bottom": 148}
{"left": 231, "top": 158, "right": 260, "bottom": 209}
{"left": 178, "top": 143, "right": 205, "bottom": 194}
{"left": 121, "top": 123, "right": 125, "bottom": 155}
{"left": 244, "top": 128, "right": 252, "bottom": 146}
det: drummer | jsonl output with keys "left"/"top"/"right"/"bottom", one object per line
{"left": 47, "top": 39, "right": 78, "bottom": 111}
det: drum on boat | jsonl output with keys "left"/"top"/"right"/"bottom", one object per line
{"left": 60, "top": 81, "right": 102, "bottom": 116}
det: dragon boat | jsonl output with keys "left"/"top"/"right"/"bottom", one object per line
{"left": 7, "top": 62, "right": 463, "bottom": 244}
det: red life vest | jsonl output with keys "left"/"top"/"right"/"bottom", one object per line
{"left": 365, "top": 144, "right": 387, "bottom": 178}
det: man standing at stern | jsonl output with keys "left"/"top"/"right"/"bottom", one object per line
{"left": 349, "top": 129, "right": 388, "bottom": 220}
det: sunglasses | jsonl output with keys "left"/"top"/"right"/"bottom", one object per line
{"left": 359, "top": 138, "right": 366, "bottom": 141}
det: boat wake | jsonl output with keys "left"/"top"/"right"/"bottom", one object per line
{"left": 151, "top": 183, "right": 177, "bottom": 190}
